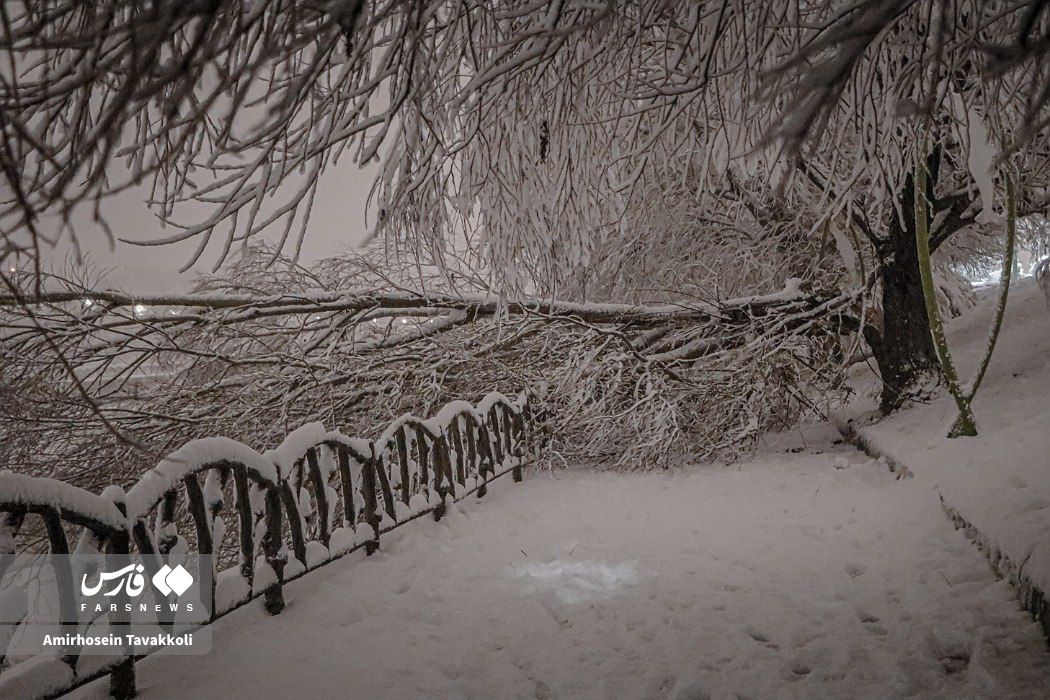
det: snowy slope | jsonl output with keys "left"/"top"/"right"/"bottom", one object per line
{"left": 63, "top": 439, "right": 1049, "bottom": 700}
{"left": 845, "top": 278, "right": 1050, "bottom": 614}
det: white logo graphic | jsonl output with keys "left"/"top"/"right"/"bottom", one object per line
{"left": 152, "top": 564, "right": 194, "bottom": 597}
{"left": 80, "top": 563, "right": 193, "bottom": 598}
{"left": 81, "top": 564, "right": 146, "bottom": 597}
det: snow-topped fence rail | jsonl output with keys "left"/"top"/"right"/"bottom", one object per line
{"left": 0, "top": 391, "right": 532, "bottom": 700}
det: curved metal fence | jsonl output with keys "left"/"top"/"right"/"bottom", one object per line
{"left": 0, "top": 391, "right": 532, "bottom": 699}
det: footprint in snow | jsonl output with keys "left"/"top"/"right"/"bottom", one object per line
{"left": 855, "top": 606, "right": 879, "bottom": 623}
{"left": 939, "top": 652, "right": 971, "bottom": 675}
{"left": 1022, "top": 499, "right": 1050, "bottom": 512}
{"left": 745, "top": 624, "right": 778, "bottom": 648}
{"left": 845, "top": 563, "right": 866, "bottom": 579}
{"left": 670, "top": 680, "right": 710, "bottom": 700}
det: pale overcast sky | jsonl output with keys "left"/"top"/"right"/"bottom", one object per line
{"left": 31, "top": 159, "right": 376, "bottom": 294}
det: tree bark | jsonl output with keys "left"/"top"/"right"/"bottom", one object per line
{"left": 865, "top": 168, "right": 941, "bottom": 414}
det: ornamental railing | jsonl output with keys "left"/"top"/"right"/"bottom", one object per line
{"left": 0, "top": 391, "right": 532, "bottom": 699}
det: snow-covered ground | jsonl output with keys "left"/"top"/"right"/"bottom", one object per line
{"left": 845, "top": 278, "right": 1050, "bottom": 617}
{"left": 38, "top": 279, "right": 1050, "bottom": 700}
{"left": 65, "top": 435, "right": 1049, "bottom": 699}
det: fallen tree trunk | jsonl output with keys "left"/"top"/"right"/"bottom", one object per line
{"left": 0, "top": 282, "right": 837, "bottom": 326}
{"left": 2, "top": 273, "right": 862, "bottom": 477}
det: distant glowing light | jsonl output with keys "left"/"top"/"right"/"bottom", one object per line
{"left": 83, "top": 299, "right": 94, "bottom": 307}
{"left": 133, "top": 304, "right": 148, "bottom": 316}
{"left": 7, "top": 266, "right": 15, "bottom": 273}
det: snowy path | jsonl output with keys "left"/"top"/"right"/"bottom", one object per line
{"left": 69, "top": 434, "right": 1050, "bottom": 699}
{"left": 845, "top": 279, "right": 1050, "bottom": 609}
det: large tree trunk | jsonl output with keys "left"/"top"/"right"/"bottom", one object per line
{"left": 864, "top": 169, "right": 941, "bottom": 414}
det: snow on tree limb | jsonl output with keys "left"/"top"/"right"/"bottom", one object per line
{"left": 2, "top": 258, "right": 860, "bottom": 478}
{"left": 0, "top": 279, "right": 820, "bottom": 325}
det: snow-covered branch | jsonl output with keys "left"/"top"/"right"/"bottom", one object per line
{"left": 2, "top": 259, "right": 861, "bottom": 485}
{"left": 0, "top": 280, "right": 828, "bottom": 325}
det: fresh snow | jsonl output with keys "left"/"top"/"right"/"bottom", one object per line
{"left": 214, "top": 569, "right": 251, "bottom": 615}
{"left": 375, "top": 413, "right": 430, "bottom": 451}
{"left": 126, "top": 438, "right": 277, "bottom": 518}
{"left": 408, "top": 493, "right": 430, "bottom": 515}
{"left": 328, "top": 526, "right": 357, "bottom": 555}
{"left": 727, "top": 277, "right": 806, "bottom": 306}
{"left": 251, "top": 558, "right": 279, "bottom": 596}
{"left": 0, "top": 656, "right": 75, "bottom": 700}
{"left": 423, "top": 400, "right": 481, "bottom": 434}
{"left": 0, "top": 473, "right": 126, "bottom": 531}
{"left": 66, "top": 439, "right": 1049, "bottom": 699}
{"left": 266, "top": 422, "right": 328, "bottom": 479}
{"left": 844, "top": 278, "right": 1050, "bottom": 618}
{"left": 304, "top": 541, "right": 330, "bottom": 569}
{"left": 475, "top": 390, "right": 521, "bottom": 416}
{"left": 321, "top": 430, "right": 373, "bottom": 461}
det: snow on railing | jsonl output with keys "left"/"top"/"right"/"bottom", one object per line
{"left": 0, "top": 391, "right": 533, "bottom": 700}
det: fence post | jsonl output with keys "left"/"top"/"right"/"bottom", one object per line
{"left": 0, "top": 509, "right": 26, "bottom": 669}
{"left": 465, "top": 419, "right": 485, "bottom": 497}
{"left": 334, "top": 445, "right": 356, "bottom": 528}
{"left": 395, "top": 429, "right": 411, "bottom": 505}
{"left": 262, "top": 486, "right": 286, "bottom": 615}
{"left": 305, "top": 449, "right": 331, "bottom": 548}
{"left": 488, "top": 405, "right": 504, "bottom": 468}
{"left": 105, "top": 492, "right": 135, "bottom": 700}
{"left": 360, "top": 453, "right": 380, "bottom": 555}
{"left": 40, "top": 508, "right": 78, "bottom": 669}
{"left": 415, "top": 426, "right": 431, "bottom": 502}
{"left": 232, "top": 467, "right": 256, "bottom": 586}
{"left": 278, "top": 482, "right": 308, "bottom": 569}
{"left": 155, "top": 490, "right": 178, "bottom": 554}
{"left": 450, "top": 419, "right": 466, "bottom": 487}
{"left": 511, "top": 409, "right": 524, "bottom": 482}
{"left": 476, "top": 423, "right": 495, "bottom": 492}
{"left": 183, "top": 475, "right": 216, "bottom": 619}
{"left": 372, "top": 452, "right": 397, "bottom": 525}
{"left": 430, "top": 436, "right": 451, "bottom": 521}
